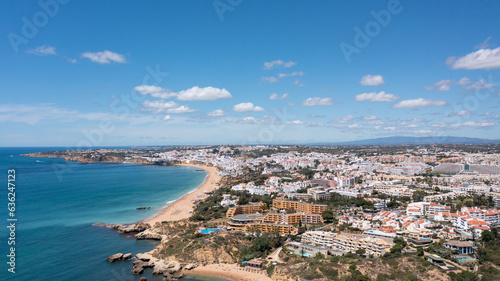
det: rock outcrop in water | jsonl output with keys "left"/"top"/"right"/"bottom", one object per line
{"left": 93, "top": 223, "right": 121, "bottom": 230}
{"left": 94, "top": 222, "right": 152, "bottom": 234}
{"left": 132, "top": 251, "right": 191, "bottom": 277}
{"left": 106, "top": 253, "right": 124, "bottom": 263}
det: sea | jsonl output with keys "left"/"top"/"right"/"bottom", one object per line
{"left": 0, "top": 147, "right": 229, "bottom": 281}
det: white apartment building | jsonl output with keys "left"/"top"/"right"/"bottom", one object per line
{"left": 332, "top": 234, "right": 393, "bottom": 257}
{"left": 302, "top": 231, "right": 336, "bottom": 248}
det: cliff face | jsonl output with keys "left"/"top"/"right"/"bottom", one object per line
{"left": 271, "top": 266, "right": 301, "bottom": 281}
{"left": 192, "top": 247, "right": 236, "bottom": 264}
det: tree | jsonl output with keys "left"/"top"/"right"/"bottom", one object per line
{"left": 390, "top": 243, "right": 402, "bottom": 254}
{"left": 417, "top": 247, "right": 424, "bottom": 256}
{"left": 314, "top": 252, "right": 325, "bottom": 259}
{"left": 481, "top": 230, "right": 494, "bottom": 243}
{"left": 492, "top": 227, "right": 498, "bottom": 239}
{"left": 356, "top": 249, "right": 366, "bottom": 256}
{"left": 299, "top": 248, "right": 305, "bottom": 258}
{"left": 412, "top": 190, "right": 427, "bottom": 202}
{"left": 322, "top": 210, "right": 335, "bottom": 223}
{"left": 448, "top": 271, "right": 479, "bottom": 281}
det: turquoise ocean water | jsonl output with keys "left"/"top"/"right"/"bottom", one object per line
{"left": 0, "top": 147, "right": 228, "bottom": 281}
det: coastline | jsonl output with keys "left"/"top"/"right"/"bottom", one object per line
{"left": 144, "top": 163, "right": 221, "bottom": 225}
{"left": 185, "top": 263, "right": 272, "bottom": 281}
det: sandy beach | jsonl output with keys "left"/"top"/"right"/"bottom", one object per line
{"left": 185, "top": 263, "right": 272, "bottom": 281}
{"left": 144, "top": 163, "right": 221, "bottom": 225}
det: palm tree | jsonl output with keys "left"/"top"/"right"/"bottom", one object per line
{"left": 300, "top": 248, "right": 305, "bottom": 258}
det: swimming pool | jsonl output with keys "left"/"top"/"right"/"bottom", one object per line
{"left": 201, "top": 228, "right": 221, "bottom": 234}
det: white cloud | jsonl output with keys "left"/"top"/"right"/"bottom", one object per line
{"left": 407, "top": 124, "right": 418, "bottom": 128}
{"left": 348, "top": 123, "right": 361, "bottom": 129}
{"left": 263, "top": 60, "right": 296, "bottom": 69}
{"left": 261, "top": 76, "right": 278, "bottom": 83}
{"left": 135, "top": 85, "right": 231, "bottom": 101}
{"left": 177, "top": 86, "right": 232, "bottom": 101}
{"left": 384, "top": 126, "right": 396, "bottom": 131}
{"left": 166, "top": 105, "right": 197, "bottom": 114}
{"left": 294, "top": 80, "right": 304, "bottom": 87}
{"left": 207, "top": 109, "right": 225, "bottom": 117}
{"left": 331, "top": 115, "right": 354, "bottom": 123}
{"left": 364, "top": 120, "right": 384, "bottom": 125}
{"left": 463, "top": 79, "right": 494, "bottom": 90}
{"left": 447, "top": 47, "right": 500, "bottom": 70}
{"left": 460, "top": 121, "right": 494, "bottom": 128}
{"left": 135, "top": 85, "right": 176, "bottom": 99}
{"left": 408, "top": 118, "right": 425, "bottom": 122}
{"left": 414, "top": 130, "right": 432, "bottom": 134}
{"left": 26, "top": 45, "right": 56, "bottom": 56}
{"left": 262, "top": 71, "right": 304, "bottom": 83}
{"left": 425, "top": 79, "right": 452, "bottom": 91}
{"left": 301, "top": 97, "right": 334, "bottom": 106}
{"left": 141, "top": 100, "right": 179, "bottom": 113}
{"left": 163, "top": 115, "right": 172, "bottom": 120}
{"left": 277, "top": 71, "right": 304, "bottom": 79}
{"left": 309, "top": 114, "right": 325, "bottom": 118}
{"left": 393, "top": 98, "right": 447, "bottom": 108}
{"left": 233, "top": 102, "right": 265, "bottom": 112}
{"left": 81, "top": 50, "right": 126, "bottom": 64}
{"left": 457, "top": 77, "right": 472, "bottom": 85}
{"left": 65, "top": 57, "right": 77, "bottom": 63}
{"left": 447, "top": 110, "right": 470, "bottom": 117}
{"left": 269, "top": 93, "right": 289, "bottom": 100}
{"left": 363, "top": 115, "right": 377, "bottom": 120}
{"left": 432, "top": 122, "right": 448, "bottom": 128}
{"left": 360, "top": 74, "right": 384, "bottom": 86}
{"left": 475, "top": 36, "right": 492, "bottom": 50}
{"left": 241, "top": 116, "right": 257, "bottom": 123}
{"left": 355, "top": 91, "right": 399, "bottom": 102}
{"left": 286, "top": 120, "right": 304, "bottom": 125}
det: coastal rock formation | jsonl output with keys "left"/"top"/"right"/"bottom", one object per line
{"left": 106, "top": 253, "right": 124, "bottom": 263}
{"left": 123, "top": 253, "right": 132, "bottom": 260}
{"left": 136, "top": 252, "right": 155, "bottom": 262}
{"left": 93, "top": 223, "right": 122, "bottom": 230}
{"left": 172, "top": 272, "right": 184, "bottom": 279}
{"left": 132, "top": 259, "right": 155, "bottom": 275}
{"left": 118, "top": 222, "right": 151, "bottom": 234}
{"left": 192, "top": 247, "right": 235, "bottom": 264}
{"left": 152, "top": 260, "right": 179, "bottom": 276}
{"left": 183, "top": 263, "right": 197, "bottom": 270}
{"left": 270, "top": 264, "right": 302, "bottom": 281}
{"left": 139, "top": 277, "right": 147, "bottom": 281}
{"left": 136, "top": 229, "right": 164, "bottom": 240}
{"left": 133, "top": 252, "right": 185, "bottom": 277}
{"left": 132, "top": 265, "right": 145, "bottom": 275}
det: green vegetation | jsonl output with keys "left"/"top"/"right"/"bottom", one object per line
{"left": 448, "top": 271, "right": 479, "bottom": 281}
{"left": 478, "top": 229, "right": 500, "bottom": 265}
{"left": 190, "top": 186, "right": 230, "bottom": 221}
{"left": 317, "top": 192, "right": 374, "bottom": 210}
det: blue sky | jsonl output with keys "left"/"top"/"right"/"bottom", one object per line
{"left": 1, "top": 0, "right": 500, "bottom": 146}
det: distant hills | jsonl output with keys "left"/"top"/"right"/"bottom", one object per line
{"left": 323, "top": 136, "right": 500, "bottom": 146}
